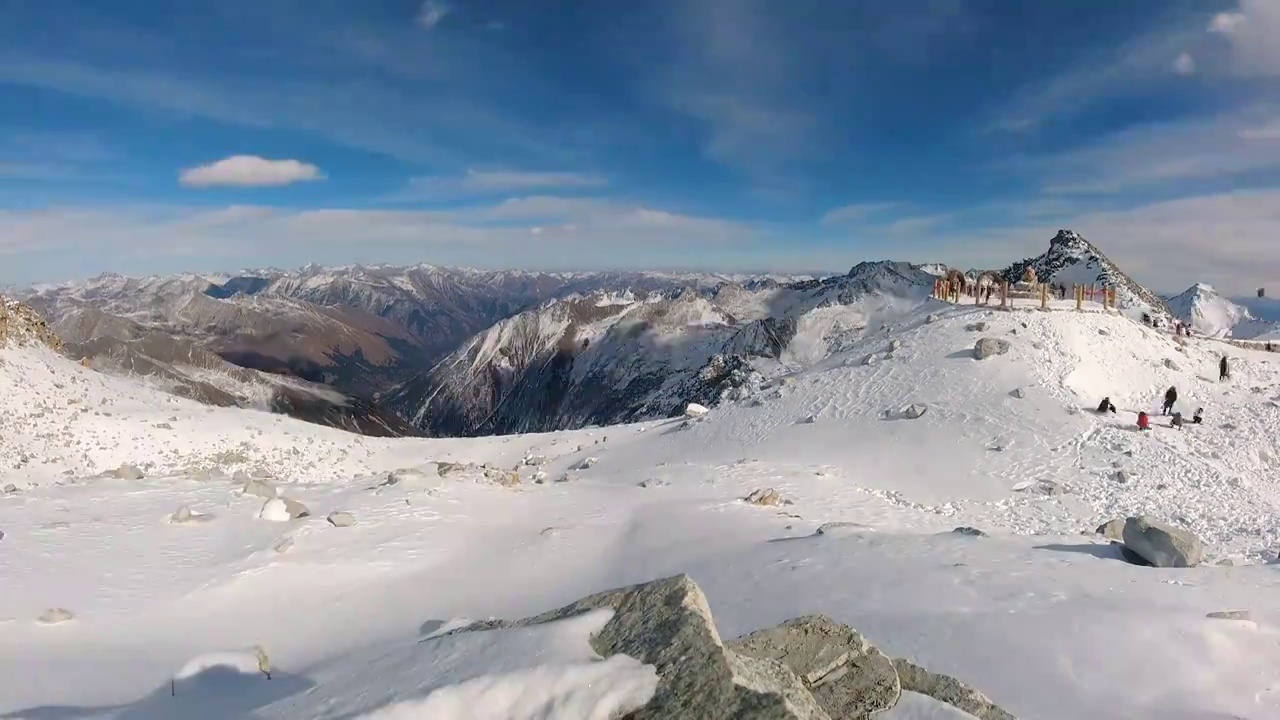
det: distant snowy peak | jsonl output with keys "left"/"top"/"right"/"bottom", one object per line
{"left": 914, "top": 262, "right": 950, "bottom": 277}
{"left": 1167, "top": 283, "right": 1280, "bottom": 340}
{"left": 1003, "top": 229, "right": 1173, "bottom": 321}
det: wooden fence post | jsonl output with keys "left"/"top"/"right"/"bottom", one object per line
{"left": 1075, "top": 285, "right": 1083, "bottom": 311}
{"left": 1040, "top": 283, "right": 1047, "bottom": 310}
{"left": 1001, "top": 281, "right": 1009, "bottom": 308}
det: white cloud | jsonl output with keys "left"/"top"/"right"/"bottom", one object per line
{"left": 1173, "top": 52, "right": 1196, "bottom": 75}
{"left": 820, "top": 202, "right": 899, "bottom": 226}
{"left": 1209, "top": 12, "right": 1246, "bottom": 35}
{"left": 416, "top": 1, "right": 450, "bottom": 30}
{"left": 1209, "top": 1, "right": 1280, "bottom": 76}
{"left": 179, "top": 156, "right": 325, "bottom": 188}
{"left": 1239, "top": 119, "right": 1280, "bottom": 139}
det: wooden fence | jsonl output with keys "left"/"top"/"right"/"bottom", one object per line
{"left": 931, "top": 279, "right": 1117, "bottom": 311}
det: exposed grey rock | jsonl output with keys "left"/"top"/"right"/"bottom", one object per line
{"left": 728, "top": 615, "right": 900, "bottom": 719}
{"left": 36, "top": 608, "right": 75, "bottom": 625}
{"left": 451, "top": 575, "right": 827, "bottom": 719}
{"left": 523, "top": 455, "right": 547, "bottom": 466}
{"left": 1122, "top": 515, "right": 1204, "bottom": 568}
{"left": 1010, "top": 388, "right": 1025, "bottom": 399}
{"left": 273, "top": 536, "right": 294, "bottom": 553}
{"left": 951, "top": 526, "right": 988, "bottom": 537}
{"left": 815, "top": 521, "right": 871, "bottom": 537}
{"left": 327, "top": 511, "right": 355, "bottom": 527}
{"left": 111, "top": 463, "right": 144, "bottom": 480}
{"left": 926, "top": 313, "right": 940, "bottom": 324}
{"left": 3, "top": 483, "right": 18, "bottom": 494}
{"left": 436, "top": 461, "right": 466, "bottom": 477}
{"left": 575, "top": 456, "right": 599, "bottom": 470}
{"left": 889, "top": 339, "right": 902, "bottom": 351}
{"left": 0, "top": 529, "right": 4, "bottom": 541}
{"left": 892, "top": 658, "right": 1016, "bottom": 720}
{"left": 638, "top": 478, "right": 669, "bottom": 488}
{"left": 483, "top": 467, "right": 521, "bottom": 487}
{"left": 1163, "top": 358, "right": 1180, "bottom": 371}
{"left": 973, "top": 337, "right": 1011, "bottom": 360}
{"left": 902, "top": 403, "right": 928, "bottom": 420}
{"left": 862, "top": 353, "right": 880, "bottom": 366}
{"left": 1207, "top": 610, "right": 1252, "bottom": 621}
{"left": 240, "top": 478, "right": 277, "bottom": 500}
{"left": 263, "top": 497, "right": 310, "bottom": 520}
{"left": 1115, "top": 542, "right": 1154, "bottom": 567}
{"left": 965, "top": 322, "right": 989, "bottom": 332}
{"left": 744, "top": 488, "right": 784, "bottom": 507}
{"left": 1098, "top": 328, "right": 1110, "bottom": 336}
{"left": 1111, "top": 470, "right": 1131, "bottom": 484}
{"left": 1095, "top": 518, "right": 1127, "bottom": 541}
{"left": 799, "top": 414, "right": 818, "bottom": 424}
{"left": 685, "top": 402, "right": 711, "bottom": 418}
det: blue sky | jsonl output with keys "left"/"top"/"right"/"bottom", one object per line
{"left": 1, "top": 0, "right": 1278, "bottom": 293}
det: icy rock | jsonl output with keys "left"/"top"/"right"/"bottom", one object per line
{"left": 638, "top": 478, "right": 669, "bottom": 488}
{"left": 926, "top": 313, "right": 940, "bottom": 324}
{"left": 523, "top": 455, "right": 547, "bottom": 466}
{"left": 381, "top": 467, "right": 434, "bottom": 488}
{"left": 1207, "top": 610, "right": 1253, "bottom": 621}
{"left": 575, "top": 457, "right": 599, "bottom": 470}
{"left": 435, "top": 461, "right": 466, "bottom": 477}
{"left": 3, "top": 483, "right": 17, "bottom": 494}
{"left": 1010, "top": 388, "right": 1026, "bottom": 399}
{"left": 240, "top": 478, "right": 277, "bottom": 500}
{"left": 744, "top": 488, "right": 784, "bottom": 507}
{"left": 484, "top": 467, "right": 521, "bottom": 487}
{"left": 862, "top": 353, "right": 880, "bottom": 366}
{"left": 685, "top": 402, "right": 711, "bottom": 418}
{"left": 800, "top": 414, "right": 818, "bottom": 424}
{"left": 533, "top": 470, "right": 549, "bottom": 483}
{"left": 1095, "top": 519, "right": 1127, "bottom": 541}
{"left": 1112, "top": 470, "right": 1131, "bottom": 484}
{"left": 326, "top": 511, "right": 355, "bottom": 527}
{"left": 1163, "top": 358, "right": 1180, "bottom": 371}
{"left": 259, "top": 497, "right": 310, "bottom": 522}
{"left": 902, "top": 404, "right": 928, "bottom": 420}
{"left": 973, "top": 337, "right": 1011, "bottom": 360}
{"left": 889, "top": 339, "right": 902, "bottom": 351}
{"left": 728, "top": 614, "right": 900, "bottom": 718}
{"left": 111, "top": 463, "right": 144, "bottom": 480}
{"left": 273, "top": 537, "right": 294, "bottom": 553}
{"left": 36, "top": 608, "right": 75, "bottom": 625}
{"left": 555, "top": 473, "right": 575, "bottom": 483}
{"left": 815, "top": 521, "right": 870, "bottom": 537}
{"left": 448, "top": 575, "right": 826, "bottom": 719}
{"left": 1098, "top": 328, "right": 1110, "bottom": 336}
{"left": 168, "top": 505, "right": 213, "bottom": 524}
{"left": 965, "top": 322, "right": 989, "bottom": 332}
{"left": 1122, "top": 515, "right": 1204, "bottom": 568}
{"left": 951, "top": 526, "right": 988, "bottom": 537}
{"left": 892, "top": 658, "right": 1016, "bottom": 720}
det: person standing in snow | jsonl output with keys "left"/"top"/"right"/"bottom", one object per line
{"left": 1161, "top": 386, "right": 1178, "bottom": 416}
{"left": 1219, "top": 355, "right": 1229, "bottom": 381}
{"left": 1096, "top": 397, "right": 1117, "bottom": 414}
{"left": 1193, "top": 407, "right": 1204, "bottom": 425}
{"left": 1137, "top": 411, "right": 1151, "bottom": 431}
{"left": 1171, "top": 412, "right": 1184, "bottom": 430}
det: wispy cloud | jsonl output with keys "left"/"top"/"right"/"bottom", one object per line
{"left": 179, "top": 156, "right": 325, "bottom": 188}
{"left": 416, "top": 1, "right": 450, "bottom": 30}
{"left": 1209, "top": 1, "right": 1280, "bottom": 76}
{"left": 1173, "top": 52, "right": 1196, "bottom": 75}
{"left": 392, "top": 170, "right": 608, "bottom": 202}
{"left": 820, "top": 202, "right": 899, "bottom": 226}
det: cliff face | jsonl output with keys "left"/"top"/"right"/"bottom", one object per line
{"left": 0, "top": 298, "right": 64, "bottom": 351}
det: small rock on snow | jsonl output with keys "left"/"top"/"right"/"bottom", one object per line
{"left": 684, "top": 402, "right": 710, "bottom": 418}
{"left": 1206, "top": 610, "right": 1252, "bottom": 621}
{"left": 973, "top": 337, "right": 1011, "bottom": 360}
{"left": 327, "top": 511, "right": 355, "bottom": 527}
{"left": 965, "top": 322, "right": 989, "bottom": 332}
{"left": 1163, "top": 358, "right": 1180, "bottom": 371}
{"left": 575, "top": 456, "right": 599, "bottom": 470}
{"left": 1010, "top": 388, "right": 1026, "bottom": 399}
{"left": 2, "top": 483, "right": 17, "bottom": 494}
{"left": 744, "top": 488, "right": 784, "bottom": 506}
{"left": 902, "top": 403, "right": 928, "bottom": 420}
{"left": 638, "top": 478, "right": 669, "bottom": 488}
{"left": 111, "top": 464, "right": 144, "bottom": 480}
{"left": 1095, "top": 519, "right": 1127, "bottom": 541}
{"left": 951, "top": 526, "right": 988, "bottom": 537}
{"left": 799, "top": 413, "right": 817, "bottom": 424}
{"left": 259, "top": 497, "right": 310, "bottom": 522}
{"left": 36, "top": 608, "right": 75, "bottom": 625}
{"left": 815, "top": 521, "right": 871, "bottom": 537}
{"left": 1121, "top": 515, "right": 1204, "bottom": 568}
{"left": 1098, "top": 328, "right": 1110, "bottom": 336}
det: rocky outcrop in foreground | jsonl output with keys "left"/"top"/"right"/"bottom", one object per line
{"left": 1096, "top": 515, "right": 1205, "bottom": 568}
{"left": 0, "top": 298, "right": 63, "bottom": 351}
{"left": 447, "top": 574, "right": 1014, "bottom": 719}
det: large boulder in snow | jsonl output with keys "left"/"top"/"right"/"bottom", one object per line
{"left": 973, "top": 337, "right": 1011, "bottom": 360}
{"left": 259, "top": 497, "right": 310, "bottom": 522}
{"left": 685, "top": 402, "right": 711, "bottom": 418}
{"left": 892, "top": 658, "right": 1016, "bottom": 720}
{"left": 744, "top": 488, "right": 786, "bottom": 506}
{"left": 451, "top": 575, "right": 827, "bottom": 719}
{"left": 110, "top": 463, "right": 145, "bottom": 480}
{"left": 1121, "top": 515, "right": 1204, "bottom": 568}
{"left": 728, "top": 615, "right": 900, "bottom": 718}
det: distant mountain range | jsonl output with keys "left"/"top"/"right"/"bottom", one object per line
{"left": 9, "top": 229, "right": 1194, "bottom": 437}
{"left": 1165, "top": 283, "right": 1280, "bottom": 341}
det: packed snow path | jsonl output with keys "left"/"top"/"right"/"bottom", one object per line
{"left": 2, "top": 300, "right": 1279, "bottom": 719}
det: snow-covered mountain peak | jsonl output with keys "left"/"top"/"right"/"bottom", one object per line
{"left": 1003, "top": 229, "right": 1172, "bottom": 322}
{"left": 1166, "top": 282, "right": 1269, "bottom": 339}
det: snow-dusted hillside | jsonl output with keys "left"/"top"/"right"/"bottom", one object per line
{"left": 1167, "top": 283, "right": 1280, "bottom": 341}
{"left": 3, "top": 285, "right": 1280, "bottom": 718}
{"left": 389, "top": 261, "right": 938, "bottom": 436}
{"left": 1003, "top": 230, "right": 1174, "bottom": 321}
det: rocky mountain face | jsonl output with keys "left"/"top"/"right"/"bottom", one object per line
{"left": 1167, "top": 283, "right": 1280, "bottom": 340}
{"left": 1002, "top": 230, "right": 1174, "bottom": 321}
{"left": 0, "top": 298, "right": 63, "bottom": 350}
{"left": 16, "top": 265, "right": 796, "bottom": 435}
{"left": 389, "top": 261, "right": 938, "bottom": 437}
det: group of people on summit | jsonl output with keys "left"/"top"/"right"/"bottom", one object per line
{"left": 1097, "top": 356, "right": 1228, "bottom": 432}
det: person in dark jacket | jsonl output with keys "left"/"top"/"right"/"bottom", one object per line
{"left": 1096, "top": 397, "right": 1117, "bottom": 414}
{"left": 1161, "top": 386, "right": 1177, "bottom": 415}
{"left": 1219, "top": 355, "right": 1229, "bottom": 381}
{"left": 1193, "top": 407, "right": 1203, "bottom": 424}
{"left": 1171, "top": 412, "right": 1184, "bottom": 430}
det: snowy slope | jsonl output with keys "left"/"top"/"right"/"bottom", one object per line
{"left": 1168, "top": 283, "right": 1280, "bottom": 341}
{"left": 389, "top": 261, "right": 938, "bottom": 436}
{"left": 1003, "top": 229, "right": 1174, "bottom": 322}
{"left": 3, "top": 293, "right": 1280, "bottom": 719}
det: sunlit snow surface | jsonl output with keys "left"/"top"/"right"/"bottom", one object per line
{"left": 3, "top": 298, "right": 1280, "bottom": 719}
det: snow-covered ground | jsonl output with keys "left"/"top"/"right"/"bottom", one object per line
{"left": 3, "top": 299, "right": 1280, "bottom": 719}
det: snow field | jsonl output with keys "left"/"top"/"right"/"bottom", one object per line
{"left": 2, "top": 299, "right": 1280, "bottom": 718}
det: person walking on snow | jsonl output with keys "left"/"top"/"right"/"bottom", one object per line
{"left": 1162, "top": 386, "right": 1178, "bottom": 416}
{"left": 1137, "top": 411, "right": 1151, "bottom": 431}
{"left": 1219, "top": 355, "right": 1230, "bottom": 382}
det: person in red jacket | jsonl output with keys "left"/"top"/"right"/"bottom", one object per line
{"left": 1137, "top": 411, "right": 1151, "bottom": 431}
